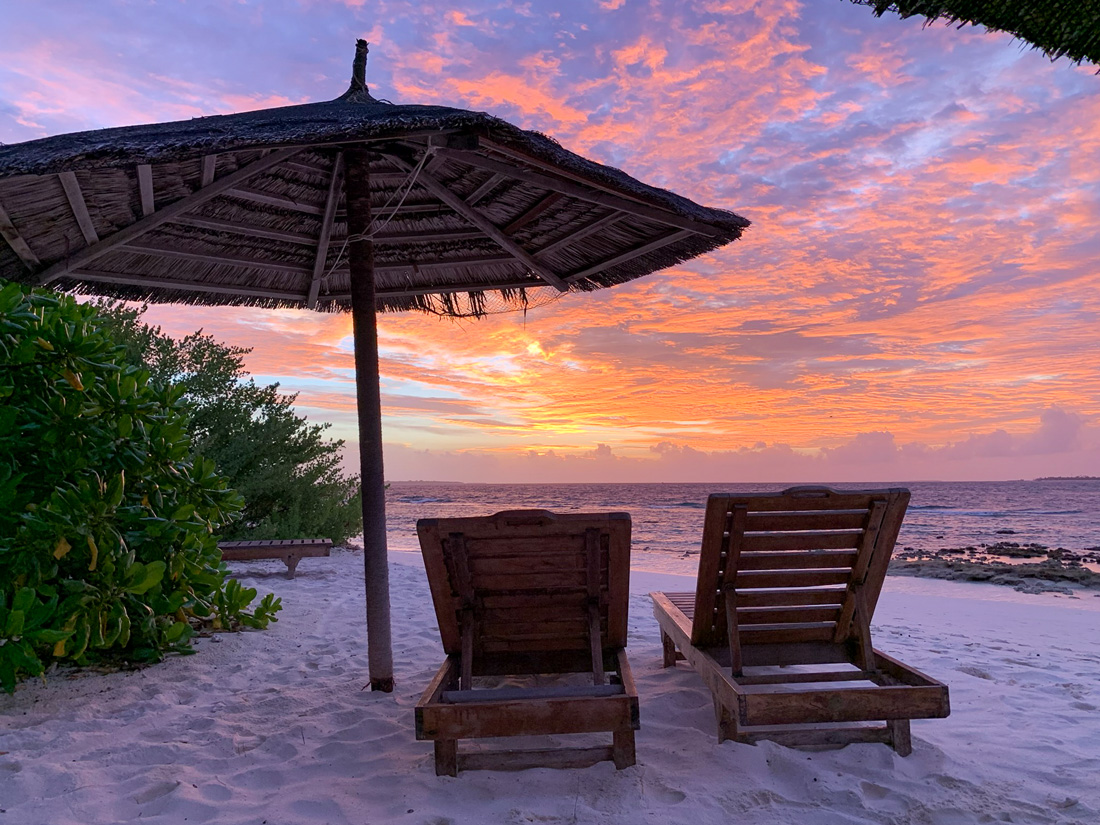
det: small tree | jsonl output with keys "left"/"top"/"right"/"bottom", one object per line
{"left": 0, "top": 282, "right": 280, "bottom": 691}
{"left": 94, "top": 303, "right": 363, "bottom": 544}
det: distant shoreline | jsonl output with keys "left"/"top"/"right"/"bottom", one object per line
{"left": 1035, "top": 476, "right": 1100, "bottom": 481}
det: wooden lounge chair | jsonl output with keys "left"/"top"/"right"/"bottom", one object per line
{"left": 651, "top": 486, "right": 948, "bottom": 756}
{"left": 416, "top": 510, "right": 639, "bottom": 776}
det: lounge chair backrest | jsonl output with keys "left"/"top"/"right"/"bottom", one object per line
{"left": 418, "top": 510, "right": 631, "bottom": 668}
{"left": 690, "top": 486, "right": 909, "bottom": 650}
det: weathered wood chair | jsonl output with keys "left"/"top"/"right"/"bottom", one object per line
{"left": 651, "top": 487, "right": 948, "bottom": 755}
{"left": 217, "top": 538, "right": 332, "bottom": 578}
{"left": 416, "top": 510, "right": 639, "bottom": 776}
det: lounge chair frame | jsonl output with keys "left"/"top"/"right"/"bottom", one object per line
{"left": 416, "top": 510, "right": 639, "bottom": 775}
{"left": 651, "top": 487, "right": 948, "bottom": 755}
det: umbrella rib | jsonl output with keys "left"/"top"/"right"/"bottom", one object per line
{"left": 67, "top": 269, "right": 545, "bottom": 302}
{"left": 171, "top": 214, "right": 483, "bottom": 246}
{"left": 566, "top": 229, "right": 694, "bottom": 284}
{"left": 307, "top": 151, "right": 345, "bottom": 308}
{"left": 0, "top": 199, "right": 40, "bottom": 270}
{"left": 502, "top": 192, "right": 564, "bottom": 235}
{"left": 71, "top": 269, "right": 301, "bottom": 300}
{"left": 200, "top": 155, "right": 217, "bottom": 187}
{"left": 59, "top": 172, "right": 100, "bottom": 245}
{"left": 118, "top": 241, "right": 311, "bottom": 275}
{"left": 387, "top": 155, "right": 569, "bottom": 292}
{"left": 465, "top": 172, "right": 505, "bottom": 206}
{"left": 228, "top": 186, "right": 327, "bottom": 215}
{"left": 535, "top": 210, "right": 624, "bottom": 258}
{"left": 35, "top": 147, "right": 301, "bottom": 286}
{"left": 137, "top": 165, "right": 155, "bottom": 217}
{"left": 435, "top": 145, "right": 745, "bottom": 237}
{"left": 172, "top": 215, "right": 317, "bottom": 245}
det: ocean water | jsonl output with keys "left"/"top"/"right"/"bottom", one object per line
{"left": 382, "top": 480, "right": 1100, "bottom": 577}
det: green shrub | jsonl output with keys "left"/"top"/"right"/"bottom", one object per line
{"left": 0, "top": 282, "right": 281, "bottom": 691}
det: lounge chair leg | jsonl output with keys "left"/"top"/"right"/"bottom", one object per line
{"left": 888, "top": 720, "right": 912, "bottom": 757}
{"left": 661, "top": 631, "right": 678, "bottom": 668}
{"left": 613, "top": 728, "right": 636, "bottom": 769}
{"left": 285, "top": 555, "right": 300, "bottom": 579}
{"left": 434, "top": 740, "right": 458, "bottom": 776}
{"left": 713, "top": 695, "right": 738, "bottom": 744}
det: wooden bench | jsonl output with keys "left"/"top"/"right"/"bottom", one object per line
{"left": 217, "top": 538, "right": 332, "bottom": 578}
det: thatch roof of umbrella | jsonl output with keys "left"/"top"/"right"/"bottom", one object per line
{"left": 0, "top": 42, "right": 749, "bottom": 691}
{"left": 0, "top": 46, "right": 748, "bottom": 317}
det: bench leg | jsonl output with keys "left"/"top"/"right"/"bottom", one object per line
{"left": 613, "top": 727, "right": 636, "bottom": 769}
{"left": 434, "top": 739, "right": 458, "bottom": 776}
{"left": 661, "top": 631, "right": 678, "bottom": 668}
{"left": 888, "top": 719, "right": 912, "bottom": 757}
{"left": 285, "top": 554, "right": 300, "bottom": 579}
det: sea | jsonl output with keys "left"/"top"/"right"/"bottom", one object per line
{"left": 382, "top": 479, "right": 1100, "bottom": 577}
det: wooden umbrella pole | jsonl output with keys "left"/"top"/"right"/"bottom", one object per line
{"left": 345, "top": 148, "right": 395, "bottom": 692}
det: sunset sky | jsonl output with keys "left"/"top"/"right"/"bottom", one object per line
{"left": 3, "top": 1, "right": 1098, "bottom": 483}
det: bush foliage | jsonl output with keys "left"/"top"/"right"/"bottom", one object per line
{"left": 0, "top": 282, "right": 280, "bottom": 692}
{"left": 94, "top": 304, "right": 363, "bottom": 544}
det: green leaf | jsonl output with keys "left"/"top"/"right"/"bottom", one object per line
{"left": 163, "top": 621, "right": 190, "bottom": 644}
{"left": 5, "top": 610, "right": 25, "bottom": 638}
{"left": 171, "top": 504, "right": 194, "bottom": 521}
{"left": 28, "top": 628, "right": 74, "bottom": 645}
{"left": 12, "top": 587, "right": 35, "bottom": 614}
{"left": 124, "top": 560, "right": 166, "bottom": 595}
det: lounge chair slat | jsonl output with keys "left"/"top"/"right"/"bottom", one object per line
{"left": 479, "top": 607, "right": 588, "bottom": 625}
{"left": 480, "top": 637, "right": 593, "bottom": 653}
{"left": 737, "top": 606, "right": 841, "bottom": 624}
{"left": 745, "top": 511, "right": 868, "bottom": 531}
{"left": 738, "top": 623, "right": 838, "bottom": 644}
{"left": 735, "top": 588, "right": 848, "bottom": 608}
{"left": 669, "top": 588, "right": 848, "bottom": 613}
{"left": 737, "top": 550, "right": 859, "bottom": 570}
{"left": 470, "top": 572, "right": 593, "bottom": 591}
{"left": 741, "top": 532, "right": 862, "bottom": 552}
{"left": 479, "top": 619, "right": 590, "bottom": 637}
{"left": 734, "top": 668, "right": 874, "bottom": 685}
{"left": 734, "top": 569, "right": 852, "bottom": 588}
{"left": 479, "top": 593, "right": 589, "bottom": 610}
{"left": 651, "top": 486, "right": 949, "bottom": 755}
{"left": 468, "top": 552, "right": 588, "bottom": 574}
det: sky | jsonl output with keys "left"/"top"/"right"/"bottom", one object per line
{"left": 2, "top": 0, "right": 1099, "bottom": 483}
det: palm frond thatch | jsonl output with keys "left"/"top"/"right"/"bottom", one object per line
{"left": 850, "top": 0, "right": 1100, "bottom": 67}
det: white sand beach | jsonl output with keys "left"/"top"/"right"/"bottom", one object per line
{"left": 2, "top": 548, "right": 1098, "bottom": 825}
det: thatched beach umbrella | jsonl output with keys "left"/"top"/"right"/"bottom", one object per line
{"left": 0, "top": 42, "right": 749, "bottom": 691}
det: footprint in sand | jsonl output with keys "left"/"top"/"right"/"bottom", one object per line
{"left": 131, "top": 780, "right": 180, "bottom": 804}
{"left": 860, "top": 781, "right": 891, "bottom": 800}
{"left": 957, "top": 665, "right": 993, "bottom": 680}
{"left": 646, "top": 782, "right": 687, "bottom": 804}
